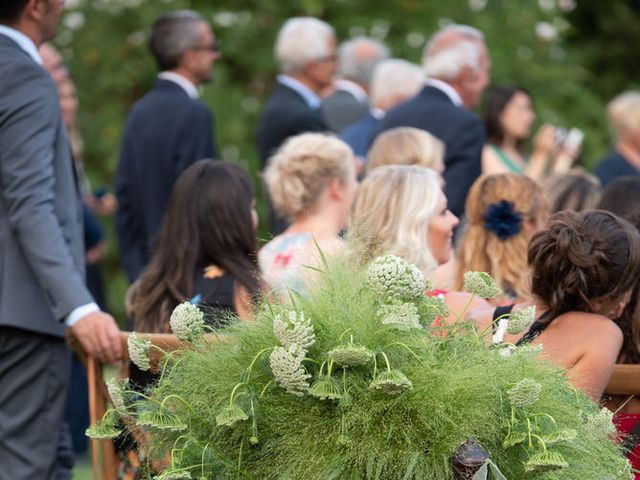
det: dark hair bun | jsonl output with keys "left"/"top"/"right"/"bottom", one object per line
{"left": 528, "top": 210, "right": 640, "bottom": 318}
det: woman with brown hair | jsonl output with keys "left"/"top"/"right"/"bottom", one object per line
{"left": 454, "top": 173, "right": 549, "bottom": 304}
{"left": 128, "top": 159, "right": 261, "bottom": 387}
{"left": 475, "top": 210, "right": 640, "bottom": 402}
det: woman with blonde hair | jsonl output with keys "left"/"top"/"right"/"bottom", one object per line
{"left": 454, "top": 173, "right": 549, "bottom": 305}
{"left": 348, "top": 165, "right": 488, "bottom": 317}
{"left": 260, "top": 133, "right": 358, "bottom": 295}
{"left": 367, "top": 127, "right": 445, "bottom": 177}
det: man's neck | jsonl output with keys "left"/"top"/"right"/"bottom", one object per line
{"left": 170, "top": 67, "right": 199, "bottom": 87}
{"left": 617, "top": 140, "right": 640, "bottom": 170}
{"left": 1, "top": 21, "right": 41, "bottom": 46}
{"left": 288, "top": 74, "right": 322, "bottom": 95}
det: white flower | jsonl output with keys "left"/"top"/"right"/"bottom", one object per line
{"left": 269, "top": 346, "right": 310, "bottom": 396}
{"left": 463, "top": 272, "right": 502, "bottom": 299}
{"left": 169, "top": 302, "right": 205, "bottom": 342}
{"left": 369, "top": 370, "right": 413, "bottom": 395}
{"left": 106, "top": 377, "right": 128, "bottom": 410}
{"left": 506, "top": 378, "right": 542, "bottom": 408}
{"left": 378, "top": 302, "right": 421, "bottom": 329}
{"left": 273, "top": 310, "right": 315, "bottom": 353}
{"left": 128, "top": 332, "right": 151, "bottom": 371}
{"left": 585, "top": 408, "right": 616, "bottom": 439}
{"left": 507, "top": 306, "right": 536, "bottom": 335}
{"left": 366, "top": 255, "right": 428, "bottom": 301}
{"left": 328, "top": 343, "right": 374, "bottom": 367}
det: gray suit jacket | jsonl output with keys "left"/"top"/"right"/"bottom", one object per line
{"left": 0, "top": 34, "right": 92, "bottom": 337}
{"left": 320, "top": 89, "right": 368, "bottom": 133}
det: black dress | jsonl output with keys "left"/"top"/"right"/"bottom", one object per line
{"left": 129, "top": 271, "right": 238, "bottom": 391}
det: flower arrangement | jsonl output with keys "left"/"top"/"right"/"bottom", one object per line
{"left": 88, "top": 257, "right": 632, "bottom": 479}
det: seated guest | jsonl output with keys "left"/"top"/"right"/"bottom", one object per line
{"left": 595, "top": 91, "right": 640, "bottom": 186}
{"left": 543, "top": 171, "right": 601, "bottom": 213}
{"left": 367, "top": 127, "right": 444, "bottom": 180}
{"left": 259, "top": 133, "right": 358, "bottom": 296}
{"left": 454, "top": 174, "right": 548, "bottom": 305}
{"left": 321, "top": 36, "right": 389, "bottom": 132}
{"left": 340, "top": 59, "right": 424, "bottom": 168}
{"left": 475, "top": 210, "right": 640, "bottom": 401}
{"left": 128, "top": 160, "right": 261, "bottom": 389}
{"left": 481, "top": 86, "right": 579, "bottom": 179}
{"left": 599, "top": 176, "right": 640, "bottom": 218}
{"left": 348, "top": 165, "right": 489, "bottom": 319}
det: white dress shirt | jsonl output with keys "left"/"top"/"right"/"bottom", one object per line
{"left": 158, "top": 71, "right": 199, "bottom": 99}
{"left": 426, "top": 78, "right": 463, "bottom": 107}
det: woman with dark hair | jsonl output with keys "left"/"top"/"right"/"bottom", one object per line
{"left": 128, "top": 159, "right": 261, "bottom": 387}
{"left": 481, "top": 85, "right": 579, "bottom": 180}
{"left": 474, "top": 210, "right": 640, "bottom": 401}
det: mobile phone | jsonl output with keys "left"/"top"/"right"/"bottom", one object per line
{"left": 564, "top": 128, "right": 584, "bottom": 150}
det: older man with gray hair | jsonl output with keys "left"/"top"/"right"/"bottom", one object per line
{"left": 376, "top": 24, "right": 491, "bottom": 219}
{"left": 257, "top": 16, "right": 336, "bottom": 233}
{"left": 115, "top": 10, "right": 220, "bottom": 283}
{"left": 340, "top": 58, "right": 424, "bottom": 166}
{"left": 321, "top": 36, "right": 389, "bottom": 132}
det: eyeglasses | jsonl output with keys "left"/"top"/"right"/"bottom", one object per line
{"left": 190, "top": 40, "right": 221, "bottom": 54}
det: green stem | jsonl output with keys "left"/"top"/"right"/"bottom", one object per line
{"left": 228, "top": 383, "right": 245, "bottom": 406}
{"left": 451, "top": 293, "right": 476, "bottom": 322}
{"left": 379, "top": 351, "right": 392, "bottom": 373}
{"left": 237, "top": 437, "right": 244, "bottom": 474}
{"left": 245, "top": 347, "right": 277, "bottom": 383}
{"left": 385, "top": 341, "right": 422, "bottom": 361}
{"left": 529, "top": 412, "right": 558, "bottom": 427}
{"left": 476, "top": 313, "right": 511, "bottom": 339}
{"left": 530, "top": 433, "right": 548, "bottom": 453}
{"left": 259, "top": 381, "right": 273, "bottom": 398}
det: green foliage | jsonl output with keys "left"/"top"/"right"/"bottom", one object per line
{"left": 56, "top": 0, "right": 627, "bottom": 321}
{"left": 98, "top": 259, "right": 632, "bottom": 479}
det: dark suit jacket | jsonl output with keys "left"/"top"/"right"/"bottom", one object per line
{"left": 376, "top": 85, "right": 485, "bottom": 218}
{"left": 595, "top": 150, "right": 640, "bottom": 187}
{"left": 115, "top": 79, "right": 216, "bottom": 283}
{"left": 339, "top": 111, "right": 380, "bottom": 159}
{"left": 256, "top": 82, "right": 328, "bottom": 169}
{"left": 321, "top": 88, "right": 369, "bottom": 133}
{"left": 0, "top": 35, "right": 90, "bottom": 337}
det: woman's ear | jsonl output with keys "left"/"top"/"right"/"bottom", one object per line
{"left": 328, "top": 177, "right": 344, "bottom": 201}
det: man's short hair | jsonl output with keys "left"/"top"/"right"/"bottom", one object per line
{"left": 422, "top": 24, "right": 485, "bottom": 81}
{"left": 337, "top": 37, "right": 389, "bottom": 88}
{"left": 275, "top": 17, "right": 334, "bottom": 75}
{"left": 149, "top": 10, "right": 205, "bottom": 71}
{"left": 608, "top": 91, "right": 640, "bottom": 142}
{"left": 370, "top": 59, "right": 424, "bottom": 108}
{"left": 0, "top": 0, "right": 29, "bottom": 23}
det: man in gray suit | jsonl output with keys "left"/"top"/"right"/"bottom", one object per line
{"left": 0, "top": 1, "right": 121, "bottom": 478}
{"left": 320, "top": 36, "right": 389, "bottom": 132}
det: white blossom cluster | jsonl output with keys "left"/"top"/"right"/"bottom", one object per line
{"left": 377, "top": 302, "right": 421, "bottom": 330}
{"left": 128, "top": 332, "right": 151, "bottom": 371}
{"left": 507, "top": 306, "right": 536, "bottom": 335}
{"left": 106, "top": 377, "right": 128, "bottom": 411}
{"left": 273, "top": 310, "right": 315, "bottom": 352}
{"left": 463, "top": 271, "right": 502, "bottom": 299}
{"left": 366, "top": 255, "right": 428, "bottom": 301}
{"left": 585, "top": 408, "right": 616, "bottom": 439}
{"left": 506, "top": 378, "right": 542, "bottom": 408}
{"left": 169, "top": 301, "right": 205, "bottom": 342}
{"left": 269, "top": 345, "right": 311, "bottom": 396}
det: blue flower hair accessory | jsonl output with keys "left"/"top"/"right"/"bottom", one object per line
{"left": 483, "top": 200, "right": 523, "bottom": 240}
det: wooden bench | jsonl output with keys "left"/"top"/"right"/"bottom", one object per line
{"left": 69, "top": 331, "right": 224, "bottom": 480}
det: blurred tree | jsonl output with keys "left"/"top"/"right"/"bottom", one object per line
{"left": 54, "top": 0, "right": 629, "bottom": 321}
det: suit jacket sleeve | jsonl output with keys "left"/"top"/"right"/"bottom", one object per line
{"left": 442, "top": 116, "right": 485, "bottom": 218}
{"left": 0, "top": 63, "right": 93, "bottom": 320}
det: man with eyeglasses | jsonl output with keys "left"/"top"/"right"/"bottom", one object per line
{"left": 257, "top": 16, "right": 336, "bottom": 234}
{"left": 115, "top": 10, "right": 219, "bottom": 284}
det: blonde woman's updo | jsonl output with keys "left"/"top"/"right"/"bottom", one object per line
{"left": 264, "top": 133, "right": 355, "bottom": 218}
{"left": 367, "top": 127, "right": 445, "bottom": 174}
